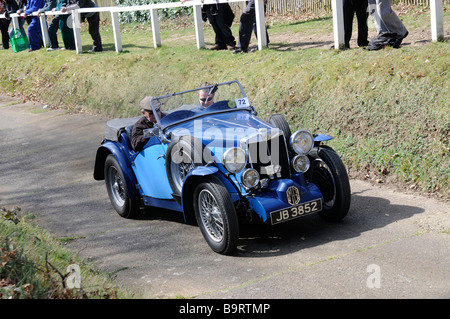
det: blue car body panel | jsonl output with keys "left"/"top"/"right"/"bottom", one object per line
{"left": 132, "top": 140, "right": 172, "bottom": 199}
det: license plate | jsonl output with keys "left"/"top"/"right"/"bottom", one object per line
{"left": 270, "top": 199, "right": 322, "bottom": 225}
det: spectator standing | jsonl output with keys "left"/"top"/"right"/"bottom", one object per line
{"left": 204, "top": 3, "right": 235, "bottom": 50}
{"left": 65, "top": 0, "right": 103, "bottom": 52}
{"left": 1, "top": 0, "right": 19, "bottom": 49}
{"left": 366, "top": 0, "right": 408, "bottom": 50}
{"left": 23, "top": 0, "right": 44, "bottom": 51}
{"left": 181, "top": 0, "right": 235, "bottom": 51}
{"left": 233, "top": 0, "right": 269, "bottom": 54}
{"left": 54, "top": 0, "right": 75, "bottom": 50}
{"left": 10, "top": 0, "right": 27, "bottom": 39}
{"left": 37, "top": 0, "right": 61, "bottom": 51}
{"left": 343, "top": 0, "right": 368, "bottom": 49}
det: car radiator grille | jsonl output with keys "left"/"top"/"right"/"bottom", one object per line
{"left": 247, "top": 135, "right": 290, "bottom": 179}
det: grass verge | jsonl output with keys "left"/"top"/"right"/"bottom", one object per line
{"left": 0, "top": 207, "right": 137, "bottom": 299}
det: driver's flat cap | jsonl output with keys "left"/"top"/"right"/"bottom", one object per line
{"left": 140, "top": 96, "right": 153, "bottom": 111}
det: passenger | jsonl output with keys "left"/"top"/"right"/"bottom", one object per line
{"left": 192, "top": 82, "right": 216, "bottom": 112}
{"left": 131, "top": 96, "right": 163, "bottom": 152}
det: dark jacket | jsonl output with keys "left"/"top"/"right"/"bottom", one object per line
{"left": 1, "top": 0, "right": 19, "bottom": 18}
{"left": 131, "top": 116, "right": 155, "bottom": 152}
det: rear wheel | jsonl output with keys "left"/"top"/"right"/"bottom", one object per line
{"left": 193, "top": 177, "right": 239, "bottom": 254}
{"left": 104, "top": 154, "right": 139, "bottom": 218}
{"left": 309, "top": 146, "right": 351, "bottom": 221}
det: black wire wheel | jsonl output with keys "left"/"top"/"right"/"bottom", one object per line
{"left": 309, "top": 146, "right": 351, "bottom": 221}
{"left": 193, "top": 176, "right": 239, "bottom": 254}
{"left": 104, "top": 154, "right": 139, "bottom": 218}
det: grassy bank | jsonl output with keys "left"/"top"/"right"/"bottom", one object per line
{"left": 0, "top": 7, "right": 448, "bottom": 197}
{"left": 0, "top": 207, "right": 136, "bottom": 299}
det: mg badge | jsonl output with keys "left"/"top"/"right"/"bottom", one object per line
{"left": 286, "top": 186, "right": 300, "bottom": 205}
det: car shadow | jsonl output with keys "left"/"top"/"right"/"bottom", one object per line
{"left": 232, "top": 189, "right": 425, "bottom": 257}
{"left": 130, "top": 186, "right": 425, "bottom": 258}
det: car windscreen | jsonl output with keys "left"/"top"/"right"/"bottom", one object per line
{"left": 152, "top": 81, "right": 252, "bottom": 129}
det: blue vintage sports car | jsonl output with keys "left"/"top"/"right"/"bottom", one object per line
{"left": 94, "top": 81, "right": 351, "bottom": 254}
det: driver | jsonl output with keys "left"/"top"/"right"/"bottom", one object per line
{"left": 131, "top": 96, "right": 163, "bottom": 152}
{"left": 192, "top": 82, "right": 216, "bottom": 112}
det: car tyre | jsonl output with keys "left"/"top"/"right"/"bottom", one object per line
{"left": 266, "top": 114, "right": 292, "bottom": 143}
{"left": 309, "top": 146, "right": 351, "bottom": 221}
{"left": 193, "top": 177, "right": 239, "bottom": 254}
{"left": 104, "top": 154, "right": 139, "bottom": 218}
{"left": 166, "top": 136, "right": 210, "bottom": 199}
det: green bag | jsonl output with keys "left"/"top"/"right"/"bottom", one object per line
{"left": 9, "top": 30, "right": 29, "bottom": 53}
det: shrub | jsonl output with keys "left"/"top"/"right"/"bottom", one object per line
{"left": 114, "top": 0, "right": 193, "bottom": 23}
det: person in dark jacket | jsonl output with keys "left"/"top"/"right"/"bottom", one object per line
{"left": 23, "top": 0, "right": 44, "bottom": 51}
{"left": 64, "top": 0, "right": 102, "bottom": 52}
{"left": 1, "top": 0, "right": 19, "bottom": 49}
{"left": 343, "top": 0, "right": 368, "bottom": 49}
{"left": 131, "top": 96, "right": 163, "bottom": 152}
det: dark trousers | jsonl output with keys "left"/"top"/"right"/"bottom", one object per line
{"left": 237, "top": 0, "right": 269, "bottom": 50}
{"left": 343, "top": 0, "right": 369, "bottom": 48}
{"left": 206, "top": 4, "right": 235, "bottom": 47}
{"left": 48, "top": 15, "right": 60, "bottom": 49}
{"left": 59, "top": 15, "right": 75, "bottom": 50}
{"left": 1, "top": 18, "right": 11, "bottom": 49}
{"left": 85, "top": 12, "right": 102, "bottom": 51}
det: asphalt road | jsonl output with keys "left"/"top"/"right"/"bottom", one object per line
{"left": 0, "top": 95, "right": 448, "bottom": 299}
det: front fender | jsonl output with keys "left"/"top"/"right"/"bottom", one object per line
{"left": 93, "top": 141, "right": 139, "bottom": 200}
{"left": 314, "top": 134, "right": 333, "bottom": 142}
{"left": 181, "top": 166, "right": 237, "bottom": 224}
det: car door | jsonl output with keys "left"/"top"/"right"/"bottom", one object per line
{"left": 131, "top": 137, "right": 173, "bottom": 199}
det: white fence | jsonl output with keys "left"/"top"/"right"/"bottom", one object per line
{"left": 0, "top": 0, "right": 445, "bottom": 54}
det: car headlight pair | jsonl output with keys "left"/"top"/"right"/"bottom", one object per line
{"left": 290, "top": 130, "right": 313, "bottom": 173}
{"left": 222, "top": 148, "right": 260, "bottom": 189}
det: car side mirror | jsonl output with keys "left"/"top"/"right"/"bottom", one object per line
{"left": 143, "top": 126, "right": 160, "bottom": 138}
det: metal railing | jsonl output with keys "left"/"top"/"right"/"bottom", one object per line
{"left": 0, "top": 0, "right": 445, "bottom": 54}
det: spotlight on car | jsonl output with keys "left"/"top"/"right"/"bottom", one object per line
{"left": 292, "top": 155, "right": 310, "bottom": 173}
{"left": 241, "top": 168, "right": 260, "bottom": 188}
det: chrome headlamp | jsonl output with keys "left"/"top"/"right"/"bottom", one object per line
{"left": 292, "top": 155, "right": 310, "bottom": 173}
{"left": 289, "top": 130, "right": 314, "bottom": 155}
{"left": 222, "top": 147, "right": 247, "bottom": 173}
{"left": 241, "top": 168, "right": 260, "bottom": 188}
